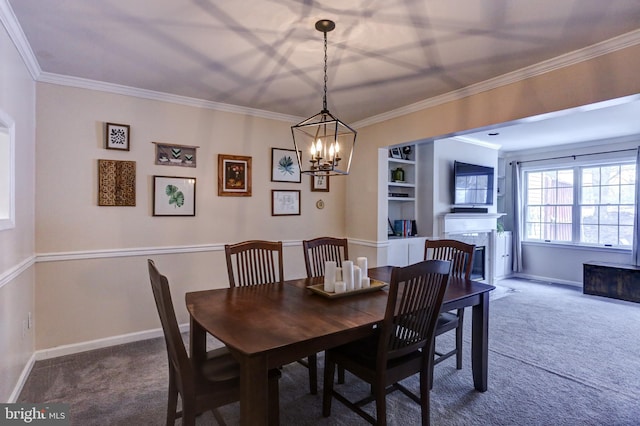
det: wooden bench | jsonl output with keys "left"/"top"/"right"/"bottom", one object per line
{"left": 583, "top": 261, "right": 640, "bottom": 303}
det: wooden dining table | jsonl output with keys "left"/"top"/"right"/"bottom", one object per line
{"left": 186, "top": 266, "right": 495, "bottom": 425}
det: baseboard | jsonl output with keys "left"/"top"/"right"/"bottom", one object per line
{"left": 34, "top": 323, "right": 189, "bottom": 361}
{"left": 512, "top": 272, "right": 582, "bottom": 288}
{"left": 7, "top": 353, "right": 36, "bottom": 403}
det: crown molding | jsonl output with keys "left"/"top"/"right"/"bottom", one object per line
{"left": 37, "top": 72, "right": 303, "bottom": 124}
{"left": 0, "top": 0, "right": 41, "bottom": 80}
{"left": 352, "top": 29, "right": 640, "bottom": 129}
{"left": 3, "top": 0, "right": 639, "bottom": 128}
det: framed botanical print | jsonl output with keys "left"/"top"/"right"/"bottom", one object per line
{"left": 272, "top": 190, "right": 301, "bottom": 216}
{"left": 105, "top": 122, "right": 130, "bottom": 151}
{"left": 311, "top": 174, "right": 329, "bottom": 192}
{"left": 153, "top": 176, "right": 196, "bottom": 216}
{"left": 271, "top": 148, "right": 301, "bottom": 183}
{"left": 218, "top": 154, "right": 252, "bottom": 196}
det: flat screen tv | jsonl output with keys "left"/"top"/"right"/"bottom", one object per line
{"left": 453, "top": 161, "right": 494, "bottom": 205}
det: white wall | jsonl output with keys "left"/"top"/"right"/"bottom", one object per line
{"left": 0, "top": 23, "right": 36, "bottom": 401}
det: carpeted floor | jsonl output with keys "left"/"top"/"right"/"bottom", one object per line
{"left": 18, "top": 278, "right": 640, "bottom": 425}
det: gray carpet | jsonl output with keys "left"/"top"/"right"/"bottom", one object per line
{"left": 18, "top": 278, "right": 640, "bottom": 425}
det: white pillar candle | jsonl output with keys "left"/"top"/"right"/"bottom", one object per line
{"left": 353, "top": 266, "right": 362, "bottom": 290}
{"left": 334, "top": 281, "right": 346, "bottom": 293}
{"left": 324, "top": 261, "right": 337, "bottom": 292}
{"left": 335, "top": 267, "right": 343, "bottom": 282}
{"left": 356, "top": 257, "right": 368, "bottom": 278}
{"left": 343, "top": 261, "right": 354, "bottom": 291}
{"left": 361, "top": 277, "right": 371, "bottom": 288}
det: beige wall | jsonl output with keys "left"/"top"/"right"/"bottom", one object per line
{"left": 0, "top": 23, "right": 36, "bottom": 402}
{"left": 34, "top": 84, "right": 346, "bottom": 349}
{"left": 347, "top": 44, "right": 640, "bottom": 242}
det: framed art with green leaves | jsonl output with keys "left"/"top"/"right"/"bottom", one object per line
{"left": 153, "top": 176, "right": 196, "bottom": 216}
{"left": 271, "top": 148, "right": 301, "bottom": 183}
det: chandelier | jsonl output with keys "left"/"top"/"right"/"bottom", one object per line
{"left": 291, "top": 19, "right": 357, "bottom": 177}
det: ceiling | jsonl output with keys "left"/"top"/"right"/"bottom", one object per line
{"left": 6, "top": 0, "right": 640, "bottom": 151}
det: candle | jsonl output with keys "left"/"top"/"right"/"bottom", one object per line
{"left": 335, "top": 267, "right": 343, "bottom": 282}
{"left": 353, "top": 266, "right": 362, "bottom": 290}
{"left": 356, "top": 257, "right": 368, "bottom": 278}
{"left": 324, "top": 261, "right": 337, "bottom": 292}
{"left": 361, "top": 277, "right": 371, "bottom": 288}
{"left": 343, "top": 261, "right": 354, "bottom": 291}
{"left": 334, "top": 281, "right": 346, "bottom": 294}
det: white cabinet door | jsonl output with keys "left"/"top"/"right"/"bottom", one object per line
{"left": 387, "top": 239, "right": 409, "bottom": 267}
{"left": 495, "top": 231, "right": 512, "bottom": 279}
{"left": 408, "top": 237, "right": 426, "bottom": 265}
{"left": 387, "top": 238, "right": 426, "bottom": 267}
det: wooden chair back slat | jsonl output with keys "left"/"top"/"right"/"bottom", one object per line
{"left": 381, "top": 260, "right": 451, "bottom": 361}
{"left": 225, "top": 240, "right": 284, "bottom": 287}
{"left": 302, "top": 237, "right": 349, "bottom": 278}
{"left": 424, "top": 239, "right": 475, "bottom": 279}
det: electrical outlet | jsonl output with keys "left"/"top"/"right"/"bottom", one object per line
{"left": 28, "top": 312, "right": 32, "bottom": 329}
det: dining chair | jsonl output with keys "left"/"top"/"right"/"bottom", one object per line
{"left": 224, "top": 240, "right": 318, "bottom": 395}
{"left": 302, "top": 236, "right": 349, "bottom": 278}
{"left": 224, "top": 240, "right": 284, "bottom": 287}
{"left": 322, "top": 259, "right": 451, "bottom": 426}
{"left": 424, "top": 239, "right": 475, "bottom": 370}
{"left": 301, "top": 236, "right": 349, "bottom": 390}
{"left": 147, "top": 259, "right": 281, "bottom": 425}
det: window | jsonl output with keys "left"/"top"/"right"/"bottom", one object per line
{"left": 0, "top": 110, "right": 15, "bottom": 231}
{"left": 524, "top": 160, "right": 636, "bottom": 248}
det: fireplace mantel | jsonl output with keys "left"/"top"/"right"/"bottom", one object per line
{"left": 441, "top": 213, "right": 504, "bottom": 235}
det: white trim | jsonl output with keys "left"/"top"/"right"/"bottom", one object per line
{"left": 33, "top": 239, "right": 381, "bottom": 263}
{"left": 34, "top": 323, "right": 189, "bottom": 361}
{"left": 0, "top": 0, "right": 41, "bottom": 80}
{"left": 513, "top": 272, "right": 582, "bottom": 288}
{"left": 352, "top": 29, "right": 640, "bottom": 129}
{"left": 3, "top": 0, "right": 638, "bottom": 130}
{"left": 7, "top": 353, "right": 36, "bottom": 403}
{"left": 37, "top": 72, "right": 303, "bottom": 124}
{"left": 36, "top": 240, "right": 306, "bottom": 262}
{"left": 0, "top": 110, "right": 16, "bottom": 231}
{"left": 0, "top": 256, "right": 35, "bottom": 290}
{"left": 348, "top": 238, "right": 387, "bottom": 248}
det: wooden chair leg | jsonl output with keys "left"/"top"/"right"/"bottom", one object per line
{"left": 166, "top": 372, "right": 178, "bottom": 425}
{"left": 322, "top": 356, "right": 336, "bottom": 417}
{"left": 374, "top": 381, "right": 387, "bottom": 426}
{"left": 455, "top": 308, "right": 464, "bottom": 370}
{"left": 308, "top": 354, "right": 318, "bottom": 394}
{"left": 420, "top": 368, "right": 431, "bottom": 426}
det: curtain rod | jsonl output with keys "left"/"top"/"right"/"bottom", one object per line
{"left": 510, "top": 148, "right": 637, "bottom": 165}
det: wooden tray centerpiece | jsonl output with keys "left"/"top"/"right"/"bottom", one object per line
{"left": 307, "top": 280, "right": 388, "bottom": 299}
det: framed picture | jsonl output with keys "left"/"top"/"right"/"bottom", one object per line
{"left": 218, "top": 154, "right": 252, "bottom": 197}
{"left": 272, "top": 190, "right": 301, "bottom": 216}
{"left": 311, "top": 174, "right": 329, "bottom": 192}
{"left": 105, "top": 122, "right": 130, "bottom": 151}
{"left": 389, "top": 147, "right": 402, "bottom": 159}
{"left": 271, "top": 148, "right": 301, "bottom": 183}
{"left": 153, "top": 176, "right": 196, "bottom": 216}
{"left": 98, "top": 159, "right": 136, "bottom": 206}
{"left": 153, "top": 142, "right": 198, "bottom": 167}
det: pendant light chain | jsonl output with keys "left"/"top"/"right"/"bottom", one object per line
{"left": 291, "top": 19, "right": 356, "bottom": 177}
{"left": 323, "top": 30, "right": 328, "bottom": 112}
